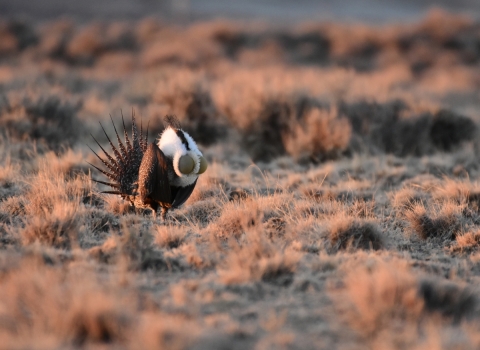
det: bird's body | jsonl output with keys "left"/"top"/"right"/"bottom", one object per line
{"left": 89, "top": 114, "right": 207, "bottom": 219}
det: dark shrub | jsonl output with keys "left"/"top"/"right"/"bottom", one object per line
{"left": 328, "top": 218, "right": 384, "bottom": 252}
{"left": 419, "top": 279, "right": 477, "bottom": 322}
{"left": 430, "top": 109, "right": 476, "bottom": 151}
{"left": 0, "top": 95, "right": 85, "bottom": 150}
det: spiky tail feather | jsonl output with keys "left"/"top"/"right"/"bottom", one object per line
{"left": 89, "top": 111, "right": 148, "bottom": 198}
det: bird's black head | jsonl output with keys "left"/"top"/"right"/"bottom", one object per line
{"left": 164, "top": 115, "right": 182, "bottom": 130}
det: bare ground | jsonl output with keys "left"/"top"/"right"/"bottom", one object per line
{"left": 1, "top": 10, "right": 480, "bottom": 349}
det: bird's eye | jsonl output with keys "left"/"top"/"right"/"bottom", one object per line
{"left": 179, "top": 155, "right": 195, "bottom": 174}
{"left": 198, "top": 156, "right": 208, "bottom": 174}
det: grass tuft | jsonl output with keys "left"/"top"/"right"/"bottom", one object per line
{"left": 326, "top": 214, "right": 384, "bottom": 252}
{"left": 155, "top": 224, "right": 188, "bottom": 249}
{"left": 404, "top": 202, "right": 461, "bottom": 240}
{"left": 1, "top": 95, "right": 85, "bottom": 150}
{"left": 20, "top": 205, "right": 80, "bottom": 249}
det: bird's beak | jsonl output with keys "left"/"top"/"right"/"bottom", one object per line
{"left": 198, "top": 156, "right": 208, "bottom": 174}
{"left": 179, "top": 155, "right": 195, "bottom": 174}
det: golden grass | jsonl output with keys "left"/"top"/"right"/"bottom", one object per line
{"left": 0, "top": 11, "right": 480, "bottom": 348}
{"left": 155, "top": 224, "right": 188, "bottom": 249}
{"left": 331, "top": 258, "right": 424, "bottom": 343}
{"left": 19, "top": 204, "right": 80, "bottom": 248}
{"left": 456, "top": 230, "right": 480, "bottom": 249}
{"left": 218, "top": 228, "right": 301, "bottom": 285}
{"left": 404, "top": 200, "right": 465, "bottom": 240}
{"left": 0, "top": 155, "right": 20, "bottom": 185}
{"left": 283, "top": 106, "right": 351, "bottom": 161}
{"left": 0, "top": 257, "right": 133, "bottom": 348}
{"left": 326, "top": 213, "right": 384, "bottom": 252}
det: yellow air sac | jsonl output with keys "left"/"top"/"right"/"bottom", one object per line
{"left": 198, "top": 156, "right": 208, "bottom": 174}
{"left": 179, "top": 155, "right": 195, "bottom": 174}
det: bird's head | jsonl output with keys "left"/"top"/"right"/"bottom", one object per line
{"left": 158, "top": 120, "right": 207, "bottom": 185}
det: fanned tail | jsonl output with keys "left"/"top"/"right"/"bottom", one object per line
{"left": 145, "top": 120, "right": 150, "bottom": 151}
{"left": 121, "top": 110, "right": 133, "bottom": 152}
{"left": 109, "top": 114, "right": 128, "bottom": 160}
{"left": 99, "top": 122, "right": 125, "bottom": 165}
{"left": 131, "top": 110, "right": 142, "bottom": 154}
{"left": 89, "top": 110, "right": 149, "bottom": 199}
{"left": 139, "top": 118, "right": 149, "bottom": 152}
{"left": 88, "top": 143, "right": 117, "bottom": 174}
{"left": 87, "top": 162, "right": 116, "bottom": 181}
{"left": 92, "top": 178, "right": 120, "bottom": 189}
{"left": 101, "top": 191, "right": 125, "bottom": 195}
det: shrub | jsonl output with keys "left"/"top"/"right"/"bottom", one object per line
{"left": 18, "top": 161, "right": 90, "bottom": 249}
{"left": 19, "top": 205, "right": 80, "bottom": 249}
{"left": 404, "top": 202, "right": 461, "bottom": 240}
{"left": 430, "top": 109, "right": 476, "bottom": 151}
{"left": 419, "top": 279, "right": 477, "bottom": 322}
{"left": 452, "top": 230, "right": 480, "bottom": 253}
{"left": 241, "top": 95, "right": 350, "bottom": 162}
{"left": 155, "top": 225, "right": 188, "bottom": 249}
{"left": 0, "top": 95, "right": 84, "bottom": 150}
{"left": 241, "top": 99, "right": 292, "bottom": 162}
{"left": 154, "top": 79, "right": 227, "bottom": 145}
{"left": 326, "top": 214, "right": 383, "bottom": 252}
{"left": 283, "top": 107, "right": 351, "bottom": 162}
{"left": 340, "top": 100, "right": 477, "bottom": 156}
{"left": 218, "top": 229, "right": 300, "bottom": 285}
{"left": 331, "top": 259, "right": 423, "bottom": 340}
{"left": 0, "top": 258, "right": 133, "bottom": 348}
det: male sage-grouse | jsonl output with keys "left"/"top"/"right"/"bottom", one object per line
{"left": 89, "top": 114, "right": 207, "bottom": 219}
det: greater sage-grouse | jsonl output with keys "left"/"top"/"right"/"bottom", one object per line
{"left": 89, "top": 114, "right": 207, "bottom": 219}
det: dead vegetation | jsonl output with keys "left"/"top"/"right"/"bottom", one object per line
{"left": 404, "top": 202, "right": 462, "bottom": 241}
{"left": 0, "top": 95, "right": 85, "bottom": 150}
{"left": 326, "top": 214, "right": 384, "bottom": 252}
{"left": 1, "top": 10, "right": 480, "bottom": 349}
{"left": 331, "top": 259, "right": 424, "bottom": 346}
{"left": 331, "top": 257, "right": 480, "bottom": 348}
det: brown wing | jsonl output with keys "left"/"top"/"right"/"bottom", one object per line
{"left": 138, "top": 143, "right": 171, "bottom": 205}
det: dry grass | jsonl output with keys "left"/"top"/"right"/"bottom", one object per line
{"left": 19, "top": 205, "right": 80, "bottom": 248}
{"left": 326, "top": 213, "right": 384, "bottom": 252}
{"left": 218, "top": 228, "right": 301, "bottom": 285}
{"left": 331, "top": 256, "right": 480, "bottom": 348}
{"left": 457, "top": 230, "right": 480, "bottom": 248}
{"left": 404, "top": 202, "right": 462, "bottom": 240}
{"left": 331, "top": 258, "right": 424, "bottom": 345}
{"left": 0, "top": 257, "right": 133, "bottom": 348}
{"left": 283, "top": 106, "right": 351, "bottom": 162}
{"left": 1, "top": 11, "right": 480, "bottom": 349}
{"left": 391, "top": 187, "right": 427, "bottom": 213}
{"left": 155, "top": 224, "right": 188, "bottom": 249}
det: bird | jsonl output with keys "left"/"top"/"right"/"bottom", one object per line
{"left": 88, "top": 113, "right": 208, "bottom": 220}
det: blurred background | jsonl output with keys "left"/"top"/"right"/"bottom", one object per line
{"left": 0, "top": 0, "right": 479, "bottom": 162}
{"left": 1, "top": 0, "right": 480, "bottom": 23}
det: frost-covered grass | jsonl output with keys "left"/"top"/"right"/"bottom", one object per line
{"left": 1, "top": 11, "right": 480, "bottom": 349}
